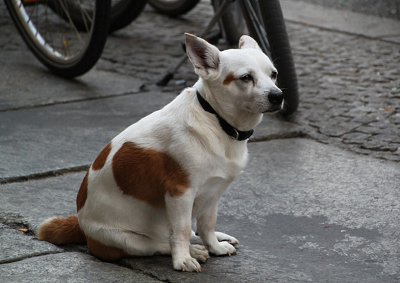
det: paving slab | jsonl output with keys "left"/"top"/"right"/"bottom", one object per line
{"left": 219, "top": 139, "right": 400, "bottom": 281}
{"left": 1, "top": 139, "right": 399, "bottom": 282}
{"left": 281, "top": 0, "right": 400, "bottom": 43}
{"left": 0, "top": 171, "right": 84, "bottom": 231}
{"left": 0, "top": 224, "right": 63, "bottom": 264}
{"left": 0, "top": 252, "right": 160, "bottom": 283}
{"left": 0, "top": 92, "right": 176, "bottom": 182}
{"left": 288, "top": 0, "right": 400, "bottom": 21}
{"left": 250, "top": 115, "right": 305, "bottom": 142}
{"left": 0, "top": 50, "right": 143, "bottom": 111}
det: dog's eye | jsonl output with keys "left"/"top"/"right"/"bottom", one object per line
{"left": 271, "top": 71, "right": 278, "bottom": 80}
{"left": 240, "top": 74, "right": 253, "bottom": 83}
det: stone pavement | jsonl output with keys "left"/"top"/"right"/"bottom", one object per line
{"left": 1, "top": 0, "right": 400, "bottom": 282}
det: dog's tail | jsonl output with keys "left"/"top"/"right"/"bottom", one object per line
{"left": 36, "top": 215, "right": 86, "bottom": 245}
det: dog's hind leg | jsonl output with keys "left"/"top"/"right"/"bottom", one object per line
{"left": 215, "top": 231, "right": 239, "bottom": 246}
{"left": 190, "top": 230, "right": 239, "bottom": 246}
{"left": 85, "top": 228, "right": 171, "bottom": 261}
{"left": 86, "top": 235, "right": 131, "bottom": 261}
{"left": 189, "top": 231, "right": 210, "bottom": 262}
{"left": 189, "top": 244, "right": 210, "bottom": 263}
{"left": 190, "top": 230, "right": 203, "bottom": 244}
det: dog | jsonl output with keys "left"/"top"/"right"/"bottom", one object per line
{"left": 36, "top": 33, "right": 283, "bottom": 272}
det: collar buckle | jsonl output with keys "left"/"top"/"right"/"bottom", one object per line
{"left": 231, "top": 129, "right": 239, "bottom": 140}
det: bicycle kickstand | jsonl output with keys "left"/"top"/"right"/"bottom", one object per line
{"left": 156, "top": 0, "right": 234, "bottom": 86}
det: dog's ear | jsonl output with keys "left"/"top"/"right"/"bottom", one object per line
{"left": 239, "top": 35, "right": 262, "bottom": 52}
{"left": 185, "top": 33, "right": 220, "bottom": 79}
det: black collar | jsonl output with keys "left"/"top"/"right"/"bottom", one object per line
{"left": 196, "top": 91, "right": 254, "bottom": 141}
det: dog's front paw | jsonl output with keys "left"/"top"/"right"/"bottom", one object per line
{"left": 208, "top": 241, "right": 237, "bottom": 256}
{"left": 189, "top": 244, "right": 210, "bottom": 263}
{"left": 173, "top": 256, "right": 202, "bottom": 272}
{"left": 215, "top": 232, "right": 240, "bottom": 246}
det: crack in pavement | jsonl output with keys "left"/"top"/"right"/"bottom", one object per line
{"left": 0, "top": 165, "right": 90, "bottom": 185}
{"left": 0, "top": 251, "right": 63, "bottom": 265}
{"left": 0, "top": 90, "right": 144, "bottom": 113}
{"left": 249, "top": 130, "right": 309, "bottom": 143}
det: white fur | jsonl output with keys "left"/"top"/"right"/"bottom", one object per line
{"left": 78, "top": 34, "right": 282, "bottom": 272}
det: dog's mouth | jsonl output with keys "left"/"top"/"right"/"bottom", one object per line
{"left": 263, "top": 104, "right": 284, "bottom": 114}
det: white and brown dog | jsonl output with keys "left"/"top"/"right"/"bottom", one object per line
{"left": 37, "top": 33, "right": 283, "bottom": 272}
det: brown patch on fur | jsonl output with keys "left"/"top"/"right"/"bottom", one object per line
{"left": 112, "top": 142, "right": 190, "bottom": 208}
{"left": 87, "top": 236, "right": 130, "bottom": 261}
{"left": 92, "top": 142, "right": 111, "bottom": 170}
{"left": 36, "top": 215, "right": 86, "bottom": 245}
{"left": 223, "top": 72, "right": 235, "bottom": 85}
{"left": 76, "top": 172, "right": 88, "bottom": 212}
{"left": 239, "top": 40, "right": 245, "bottom": 48}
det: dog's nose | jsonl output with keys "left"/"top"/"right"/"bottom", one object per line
{"left": 268, "top": 89, "right": 283, "bottom": 105}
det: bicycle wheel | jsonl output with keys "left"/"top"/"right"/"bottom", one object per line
{"left": 48, "top": 0, "right": 147, "bottom": 33}
{"left": 148, "top": 0, "right": 200, "bottom": 17}
{"left": 5, "top": 0, "right": 111, "bottom": 78}
{"left": 214, "top": 0, "right": 299, "bottom": 116}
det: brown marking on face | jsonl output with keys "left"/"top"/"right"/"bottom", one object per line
{"left": 36, "top": 215, "right": 86, "bottom": 245}
{"left": 112, "top": 142, "right": 190, "bottom": 208}
{"left": 76, "top": 172, "right": 88, "bottom": 212}
{"left": 223, "top": 72, "right": 235, "bottom": 86}
{"left": 87, "top": 236, "right": 130, "bottom": 261}
{"left": 92, "top": 142, "right": 112, "bottom": 171}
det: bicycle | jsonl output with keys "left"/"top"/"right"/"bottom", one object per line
{"left": 154, "top": 0, "right": 299, "bottom": 116}
{"left": 4, "top": 0, "right": 147, "bottom": 78}
{"left": 4, "top": 0, "right": 110, "bottom": 78}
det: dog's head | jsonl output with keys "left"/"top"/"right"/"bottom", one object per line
{"left": 185, "top": 33, "right": 283, "bottom": 114}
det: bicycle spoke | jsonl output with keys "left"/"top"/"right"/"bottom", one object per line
{"left": 58, "top": 0, "right": 85, "bottom": 45}
{"left": 79, "top": 2, "right": 92, "bottom": 32}
{"left": 242, "top": 0, "right": 270, "bottom": 57}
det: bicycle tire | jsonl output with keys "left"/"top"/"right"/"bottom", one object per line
{"left": 5, "top": 0, "right": 111, "bottom": 78}
{"left": 243, "top": 0, "right": 299, "bottom": 116}
{"left": 148, "top": 0, "right": 200, "bottom": 17}
{"left": 218, "top": 0, "right": 298, "bottom": 116}
{"left": 108, "top": 0, "right": 148, "bottom": 32}
{"left": 258, "top": 0, "right": 298, "bottom": 115}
